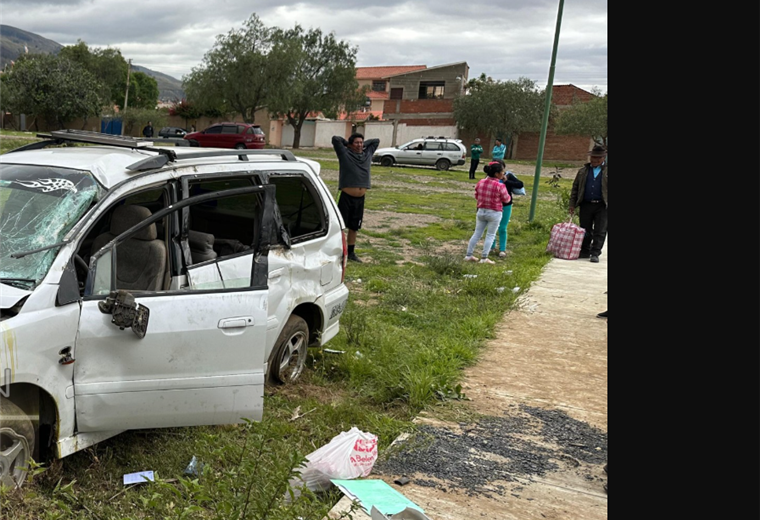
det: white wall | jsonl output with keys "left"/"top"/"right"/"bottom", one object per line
{"left": 396, "top": 125, "right": 459, "bottom": 146}
{"left": 314, "top": 120, "right": 351, "bottom": 147}
{"left": 363, "top": 122, "right": 394, "bottom": 146}
{"left": 281, "top": 121, "right": 316, "bottom": 147}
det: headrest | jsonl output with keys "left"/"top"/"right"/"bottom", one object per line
{"left": 188, "top": 229, "right": 215, "bottom": 251}
{"left": 110, "top": 205, "right": 157, "bottom": 240}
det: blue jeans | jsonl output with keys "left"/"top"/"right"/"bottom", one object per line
{"left": 491, "top": 204, "right": 513, "bottom": 252}
{"left": 466, "top": 208, "right": 502, "bottom": 258}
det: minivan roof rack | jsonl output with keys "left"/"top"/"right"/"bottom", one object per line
{"left": 125, "top": 149, "right": 296, "bottom": 171}
{"left": 4, "top": 129, "right": 296, "bottom": 170}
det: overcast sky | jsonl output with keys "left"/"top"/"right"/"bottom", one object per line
{"left": 1, "top": 0, "right": 607, "bottom": 94}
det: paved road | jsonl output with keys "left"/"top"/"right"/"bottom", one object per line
{"left": 328, "top": 239, "right": 608, "bottom": 520}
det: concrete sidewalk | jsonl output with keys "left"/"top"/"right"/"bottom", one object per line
{"left": 329, "top": 241, "right": 608, "bottom": 520}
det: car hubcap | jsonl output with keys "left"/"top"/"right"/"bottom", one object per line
{"left": 0, "top": 428, "right": 30, "bottom": 489}
{"left": 278, "top": 330, "right": 307, "bottom": 382}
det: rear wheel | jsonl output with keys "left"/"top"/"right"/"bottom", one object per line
{"left": 435, "top": 159, "right": 451, "bottom": 171}
{"left": 0, "top": 398, "right": 34, "bottom": 489}
{"left": 234, "top": 143, "right": 246, "bottom": 150}
{"left": 267, "top": 315, "right": 309, "bottom": 385}
{"left": 380, "top": 156, "right": 394, "bottom": 167}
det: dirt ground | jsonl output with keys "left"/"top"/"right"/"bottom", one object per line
{"left": 326, "top": 180, "right": 608, "bottom": 520}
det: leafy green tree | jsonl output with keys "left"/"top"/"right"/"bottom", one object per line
{"left": 267, "top": 25, "right": 364, "bottom": 149}
{"left": 454, "top": 76, "right": 553, "bottom": 156}
{"left": 183, "top": 13, "right": 278, "bottom": 123}
{"left": 554, "top": 88, "right": 607, "bottom": 148}
{"left": 116, "top": 107, "right": 165, "bottom": 135}
{"left": 59, "top": 40, "right": 130, "bottom": 108}
{"left": 128, "top": 71, "right": 159, "bottom": 109}
{"left": 1, "top": 54, "right": 103, "bottom": 130}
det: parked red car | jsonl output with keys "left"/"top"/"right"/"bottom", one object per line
{"left": 184, "top": 122, "right": 266, "bottom": 149}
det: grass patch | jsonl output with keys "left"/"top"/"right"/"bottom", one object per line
{"left": 2, "top": 141, "right": 573, "bottom": 518}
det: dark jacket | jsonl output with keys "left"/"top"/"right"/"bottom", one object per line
{"left": 569, "top": 162, "right": 608, "bottom": 210}
{"left": 500, "top": 172, "right": 524, "bottom": 206}
{"left": 332, "top": 136, "right": 380, "bottom": 189}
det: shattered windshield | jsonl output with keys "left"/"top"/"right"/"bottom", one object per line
{"left": 0, "top": 164, "right": 99, "bottom": 289}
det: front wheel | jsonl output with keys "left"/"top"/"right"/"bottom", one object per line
{"left": 380, "top": 156, "right": 394, "bottom": 167}
{"left": 0, "top": 398, "right": 35, "bottom": 489}
{"left": 234, "top": 143, "right": 246, "bottom": 150}
{"left": 435, "top": 159, "right": 451, "bottom": 171}
{"left": 267, "top": 315, "right": 309, "bottom": 385}
{"left": 187, "top": 139, "right": 199, "bottom": 147}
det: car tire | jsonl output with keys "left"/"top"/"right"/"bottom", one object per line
{"left": 267, "top": 315, "right": 309, "bottom": 385}
{"left": 234, "top": 143, "right": 246, "bottom": 150}
{"left": 188, "top": 140, "right": 199, "bottom": 147}
{"left": 0, "top": 397, "right": 35, "bottom": 489}
{"left": 380, "top": 156, "right": 394, "bottom": 167}
{"left": 435, "top": 159, "right": 451, "bottom": 171}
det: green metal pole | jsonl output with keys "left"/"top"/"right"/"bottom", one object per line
{"left": 528, "top": 0, "right": 565, "bottom": 222}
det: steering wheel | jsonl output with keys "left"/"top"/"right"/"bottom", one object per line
{"left": 74, "top": 254, "right": 89, "bottom": 273}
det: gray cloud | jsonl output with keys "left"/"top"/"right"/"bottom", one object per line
{"left": 2, "top": 0, "right": 606, "bottom": 92}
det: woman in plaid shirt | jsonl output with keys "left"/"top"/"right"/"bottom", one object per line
{"left": 464, "top": 161, "right": 511, "bottom": 264}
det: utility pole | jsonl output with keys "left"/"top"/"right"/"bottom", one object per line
{"left": 528, "top": 0, "right": 564, "bottom": 222}
{"left": 121, "top": 59, "right": 132, "bottom": 135}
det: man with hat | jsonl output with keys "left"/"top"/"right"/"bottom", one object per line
{"left": 569, "top": 145, "right": 608, "bottom": 262}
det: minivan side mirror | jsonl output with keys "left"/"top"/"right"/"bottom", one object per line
{"left": 98, "top": 289, "right": 150, "bottom": 338}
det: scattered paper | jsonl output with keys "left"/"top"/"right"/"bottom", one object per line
{"left": 331, "top": 478, "right": 425, "bottom": 516}
{"left": 123, "top": 471, "right": 154, "bottom": 485}
{"left": 371, "top": 505, "right": 433, "bottom": 520}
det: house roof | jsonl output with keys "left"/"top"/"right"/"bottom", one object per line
{"left": 384, "top": 61, "right": 468, "bottom": 78}
{"left": 338, "top": 110, "right": 384, "bottom": 121}
{"left": 366, "top": 90, "right": 389, "bottom": 100}
{"left": 356, "top": 65, "right": 427, "bottom": 80}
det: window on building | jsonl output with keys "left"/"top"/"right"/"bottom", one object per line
{"left": 419, "top": 81, "right": 445, "bottom": 99}
{"left": 390, "top": 88, "right": 403, "bottom": 100}
{"left": 372, "top": 80, "right": 386, "bottom": 92}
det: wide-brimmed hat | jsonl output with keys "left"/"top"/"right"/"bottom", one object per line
{"left": 589, "top": 145, "right": 607, "bottom": 156}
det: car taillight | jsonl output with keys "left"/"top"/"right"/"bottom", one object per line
{"left": 341, "top": 231, "right": 347, "bottom": 283}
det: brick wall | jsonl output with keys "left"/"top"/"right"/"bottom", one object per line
{"left": 383, "top": 98, "right": 454, "bottom": 115}
{"left": 514, "top": 130, "right": 593, "bottom": 162}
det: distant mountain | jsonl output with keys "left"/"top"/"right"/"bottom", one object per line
{"left": 0, "top": 24, "right": 62, "bottom": 68}
{"left": 0, "top": 25, "right": 184, "bottom": 101}
{"left": 131, "top": 64, "right": 185, "bottom": 102}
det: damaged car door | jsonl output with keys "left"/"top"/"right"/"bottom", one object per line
{"left": 73, "top": 185, "right": 276, "bottom": 432}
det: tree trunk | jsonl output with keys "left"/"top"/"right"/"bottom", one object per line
{"left": 293, "top": 126, "right": 301, "bottom": 149}
{"left": 291, "top": 111, "right": 308, "bottom": 149}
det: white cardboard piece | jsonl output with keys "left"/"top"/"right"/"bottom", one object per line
{"left": 370, "top": 505, "right": 432, "bottom": 520}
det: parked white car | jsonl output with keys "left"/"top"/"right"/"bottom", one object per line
{"left": 372, "top": 137, "right": 466, "bottom": 171}
{"left": 0, "top": 129, "right": 349, "bottom": 487}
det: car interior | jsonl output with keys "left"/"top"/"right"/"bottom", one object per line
{"left": 74, "top": 180, "right": 264, "bottom": 296}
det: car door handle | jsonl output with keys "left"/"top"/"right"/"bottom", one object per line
{"left": 218, "top": 317, "right": 254, "bottom": 329}
{"left": 270, "top": 267, "right": 285, "bottom": 280}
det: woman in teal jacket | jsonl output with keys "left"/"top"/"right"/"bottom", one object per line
{"left": 492, "top": 138, "right": 506, "bottom": 160}
{"left": 491, "top": 160, "right": 523, "bottom": 257}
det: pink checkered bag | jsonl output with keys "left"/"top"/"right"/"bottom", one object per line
{"left": 546, "top": 219, "right": 586, "bottom": 260}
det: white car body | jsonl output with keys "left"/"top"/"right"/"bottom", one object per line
{"left": 372, "top": 137, "right": 467, "bottom": 171}
{"left": 0, "top": 131, "right": 349, "bottom": 486}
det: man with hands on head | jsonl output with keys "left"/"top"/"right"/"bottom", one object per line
{"left": 332, "top": 133, "right": 380, "bottom": 263}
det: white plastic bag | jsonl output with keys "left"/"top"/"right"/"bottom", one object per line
{"left": 291, "top": 427, "right": 378, "bottom": 493}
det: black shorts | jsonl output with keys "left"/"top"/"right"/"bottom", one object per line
{"left": 338, "top": 192, "right": 365, "bottom": 231}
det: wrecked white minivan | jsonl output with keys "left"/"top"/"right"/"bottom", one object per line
{"left": 0, "top": 130, "right": 349, "bottom": 488}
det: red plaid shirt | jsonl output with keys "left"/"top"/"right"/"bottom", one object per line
{"left": 474, "top": 177, "right": 511, "bottom": 211}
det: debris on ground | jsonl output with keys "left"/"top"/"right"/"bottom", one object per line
{"left": 123, "top": 470, "right": 155, "bottom": 485}
{"left": 374, "top": 404, "right": 607, "bottom": 498}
